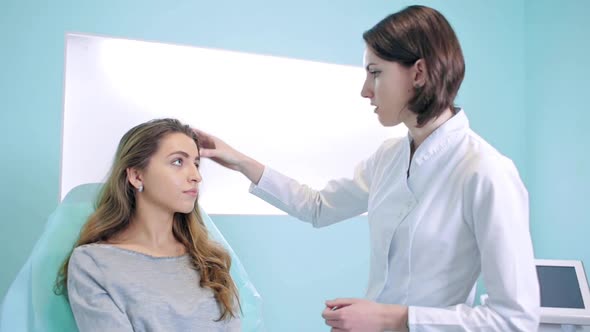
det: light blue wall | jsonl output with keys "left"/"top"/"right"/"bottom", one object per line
{"left": 9, "top": 0, "right": 585, "bottom": 331}
{"left": 525, "top": 0, "right": 590, "bottom": 278}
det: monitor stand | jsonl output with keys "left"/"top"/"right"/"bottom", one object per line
{"left": 539, "top": 323, "right": 586, "bottom": 331}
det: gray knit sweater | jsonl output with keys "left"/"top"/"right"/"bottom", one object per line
{"left": 67, "top": 243, "right": 240, "bottom": 332}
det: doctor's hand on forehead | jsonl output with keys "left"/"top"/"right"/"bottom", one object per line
{"left": 192, "top": 128, "right": 264, "bottom": 184}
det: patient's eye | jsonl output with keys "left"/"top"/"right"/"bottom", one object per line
{"left": 172, "top": 158, "right": 183, "bottom": 166}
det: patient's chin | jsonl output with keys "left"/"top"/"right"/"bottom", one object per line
{"left": 177, "top": 205, "right": 196, "bottom": 215}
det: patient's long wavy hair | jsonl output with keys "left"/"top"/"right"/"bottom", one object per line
{"left": 55, "top": 118, "right": 239, "bottom": 320}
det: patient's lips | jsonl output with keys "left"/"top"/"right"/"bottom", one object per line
{"left": 183, "top": 189, "right": 198, "bottom": 197}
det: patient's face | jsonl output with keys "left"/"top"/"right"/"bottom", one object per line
{"left": 140, "top": 132, "right": 201, "bottom": 214}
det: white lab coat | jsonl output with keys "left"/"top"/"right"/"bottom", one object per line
{"left": 249, "top": 110, "right": 540, "bottom": 331}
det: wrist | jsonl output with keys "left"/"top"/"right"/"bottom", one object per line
{"left": 239, "top": 155, "right": 264, "bottom": 185}
{"left": 381, "top": 304, "right": 409, "bottom": 331}
{"left": 404, "top": 306, "right": 410, "bottom": 331}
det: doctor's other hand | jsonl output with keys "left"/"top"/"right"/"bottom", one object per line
{"left": 192, "top": 128, "right": 264, "bottom": 184}
{"left": 322, "top": 298, "right": 409, "bottom": 332}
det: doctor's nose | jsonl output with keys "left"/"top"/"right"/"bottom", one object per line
{"left": 361, "top": 80, "right": 373, "bottom": 99}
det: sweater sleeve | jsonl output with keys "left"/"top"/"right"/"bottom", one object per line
{"left": 67, "top": 248, "right": 134, "bottom": 332}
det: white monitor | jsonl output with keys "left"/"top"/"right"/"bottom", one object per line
{"left": 536, "top": 259, "right": 590, "bottom": 325}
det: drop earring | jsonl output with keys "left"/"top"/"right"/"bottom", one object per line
{"left": 138, "top": 184, "right": 144, "bottom": 193}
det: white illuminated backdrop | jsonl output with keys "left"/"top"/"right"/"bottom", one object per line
{"left": 60, "top": 33, "right": 406, "bottom": 214}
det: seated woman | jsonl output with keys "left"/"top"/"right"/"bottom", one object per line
{"left": 54, "top": 118, "right": 240, "bottom": 331}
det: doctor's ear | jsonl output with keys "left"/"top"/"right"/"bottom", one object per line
{"left": 126, "top": 167, "right": 144, "bottom": 192}
{"left": 412, "top": 59, "right": 427, "bottom": 88}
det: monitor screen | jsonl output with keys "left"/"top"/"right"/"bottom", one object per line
{"left": 537, "top": 265, "right": 585, "bottom": 309}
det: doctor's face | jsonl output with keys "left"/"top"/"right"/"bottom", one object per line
{"left": 360, "top": 47, "right": 415, "bottom": 127}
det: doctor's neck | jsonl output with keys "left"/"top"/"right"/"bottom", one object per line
{"left": 407, "top": 107, "right": 455, "bottom": 152}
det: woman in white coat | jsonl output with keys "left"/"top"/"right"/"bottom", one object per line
{"left": 196, "top": 5, "right": 540, "bottom": 332}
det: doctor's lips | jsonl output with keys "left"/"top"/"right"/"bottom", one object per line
{"left": 371, "top": 103, "right": 378, "bottom": 113}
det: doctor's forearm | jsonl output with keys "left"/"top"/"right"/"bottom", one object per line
{"left": 238, "top": 155, "right": 264, "bottom": 185}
